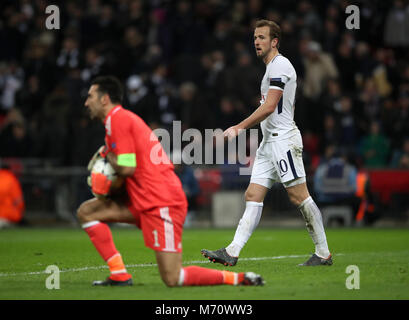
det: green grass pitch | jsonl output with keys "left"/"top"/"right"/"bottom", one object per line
{"left": 0, "top": 227, "right": 408, "bottom": 300}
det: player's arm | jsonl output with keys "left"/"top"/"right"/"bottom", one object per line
{"left": 106, "top": 152, "right": 136, "bottom": 177}
{"left": 224, "top": 89, "right": 283, "bottom": 140}
{"left": 106, "top": 113, "right": 138, "bottom": 177}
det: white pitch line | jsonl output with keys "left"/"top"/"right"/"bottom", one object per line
{"left": 0, "top": 254, "right": 338, "bottom": 278}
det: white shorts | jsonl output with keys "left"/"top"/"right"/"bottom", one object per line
{"left": 250, "top": 132, "right": 306, "bottom": 189}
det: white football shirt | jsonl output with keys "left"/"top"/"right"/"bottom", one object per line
{"left": 259, "top": 54, "right": 298, "bottom": 141}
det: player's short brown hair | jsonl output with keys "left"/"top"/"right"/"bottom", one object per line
{"left": 255, "top": 19, "right": 281, "bottom": 48}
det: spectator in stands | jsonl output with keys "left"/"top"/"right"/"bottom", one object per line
{"left": 0, "top": 0, "right": 407, "bottom": 175}
{"left": 126, "top": 0, "right": 149, "bottom": 34}
{"left": 359, "top": 121, "right": 390, "bottom": 168}
{"left": 337, "top": 96, "right": 357, "bottom": 153}
{"left": 15, "top": 75, "right": 45, "bottom": 119}
{"left": 313, "top": 146, "right": 359, "bottom": 220}
{"left": 23, "top": 40, "right": 56, "bottom": 92}
{"left": 380, "top": 98, "right": 399, "bottom": 148}
{"left": 33, "top": 84, "right": 71, "bottom": 162}
{"left": 80, "top": 47, "right": 107, "bottom": 83}
{"left": 116, "top": 26, "right": 147, "bottom": 77}
{"left": 356, "top": 78, "right": 382, "bottom": 124}
{"left": 334, "top": 33, "right": 357, "bottom": 93}
{"left": 321, "top": 6, "right": 340, "bottom": 53}
{"left": 296, "top": 0, "right": 322, "bottom": 37}
{"left": 320, "top": 78, "right": 342, "bottom": 114}
{"left": 319, "top": 114, "right": 340, "bottom": 154}
{"left": 201, "top": 50, "right": 228, "bottom": 96}
{"left": 178, "top": 81, "right": 210, "bottom": 132}
{"left": 147, "top": 63, "right": 169, "bottom": 96}
{"left": 384, "top": 0, "right": 409, "bottom": 47}
{"left": 98, "top": 4, "right": 118, "bottom": 41}
{"left": 213, "top": 96, "right": 242, "bottom": 130}
{"left": 390, "top": 137, "right": 409, "bottom": 168}
{"left": 124, "top": 75, "right": 160, "bottom": 124}
{"left": 393, "top": 88, "right": 409, "bottom": 141}
{"left": 69, "top": 110, "right": 104, "bottom": 166}
{"left": 223, "top": 51, "right": 263, "bottom": 108}
{"left": 0, "top": 61, "right": 24, "bottom": 112}
{"left": 354, "top": 41, "right": 376, "bottom": 88}
{"left": 302, "top": 41, "right": 338, "bottom": 129}
{"left": 302, "top": 41, "right": 338, "bottom": 100}
{"left": 372, "top": 48, "right": 393, "bottom": 98}
{"left": 0, "top": 120, "right": 33, "bottom": 158}
{"left": 56, "top": 36, "right": 81, "bottom": 70}
{"left": 0, "top": 107, "right": 25, "bottom": 131}
{"left": 0, "top": 108, "right": 33, "bottom": 158}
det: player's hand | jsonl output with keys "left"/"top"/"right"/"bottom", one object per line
{"left": 91, "top": 172, "right": 112, "bottom": 197}
{"left": 87, "top": 145, "right": 108, "bottom": 171}
{"left": 223, "top": 125, "right": 240, "bottom": 142}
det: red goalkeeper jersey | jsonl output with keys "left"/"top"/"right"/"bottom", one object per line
{"left": 103, "top": 105, "right": 187, "bottom": 213}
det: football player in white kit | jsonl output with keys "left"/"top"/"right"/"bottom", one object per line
{"left": 202, "top": 20, "right": 332, "bottom": 266}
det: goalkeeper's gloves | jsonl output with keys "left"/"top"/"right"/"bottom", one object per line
{"left": 87, "top": 145, "right": 110, "bottom": 198}
{"left": 90, "top": 172, "right": 112, "bottom": 197}
{"left": 87, "top": 145, "right": 108, "bottom": 171}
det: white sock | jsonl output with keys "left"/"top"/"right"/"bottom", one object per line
{"left": 81, "top": 220, "right": 100, "bottom": 229}
{"left": 298, "top": 196, "right": 330, "bottom": 258}
{"left": 226, "top": 201, "right": 263, "bottom": 257}
{"left": 178, "top": 268, "right": 185, "bottom": 286}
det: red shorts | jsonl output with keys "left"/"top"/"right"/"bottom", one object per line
{"left": 128, "top": 204, "right": 187, "bottom": 253}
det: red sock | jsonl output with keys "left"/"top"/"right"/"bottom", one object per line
{"left": 83, "top": 222, "right": 119, "bottom": 261}
{"left": 181, "top": 266, "right": 245, "bottom": 286}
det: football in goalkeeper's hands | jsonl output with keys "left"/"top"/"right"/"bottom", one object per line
{"left": 89, "top": 158, "right": 124, "bottom": 199}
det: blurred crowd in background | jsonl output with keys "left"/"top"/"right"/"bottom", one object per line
{"left": 0, "top": 0, "right": 409, "bottom": 171}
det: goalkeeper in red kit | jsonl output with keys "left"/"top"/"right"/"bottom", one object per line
{"left": 78, "top": 76, "right": 264, "bottom": 287}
